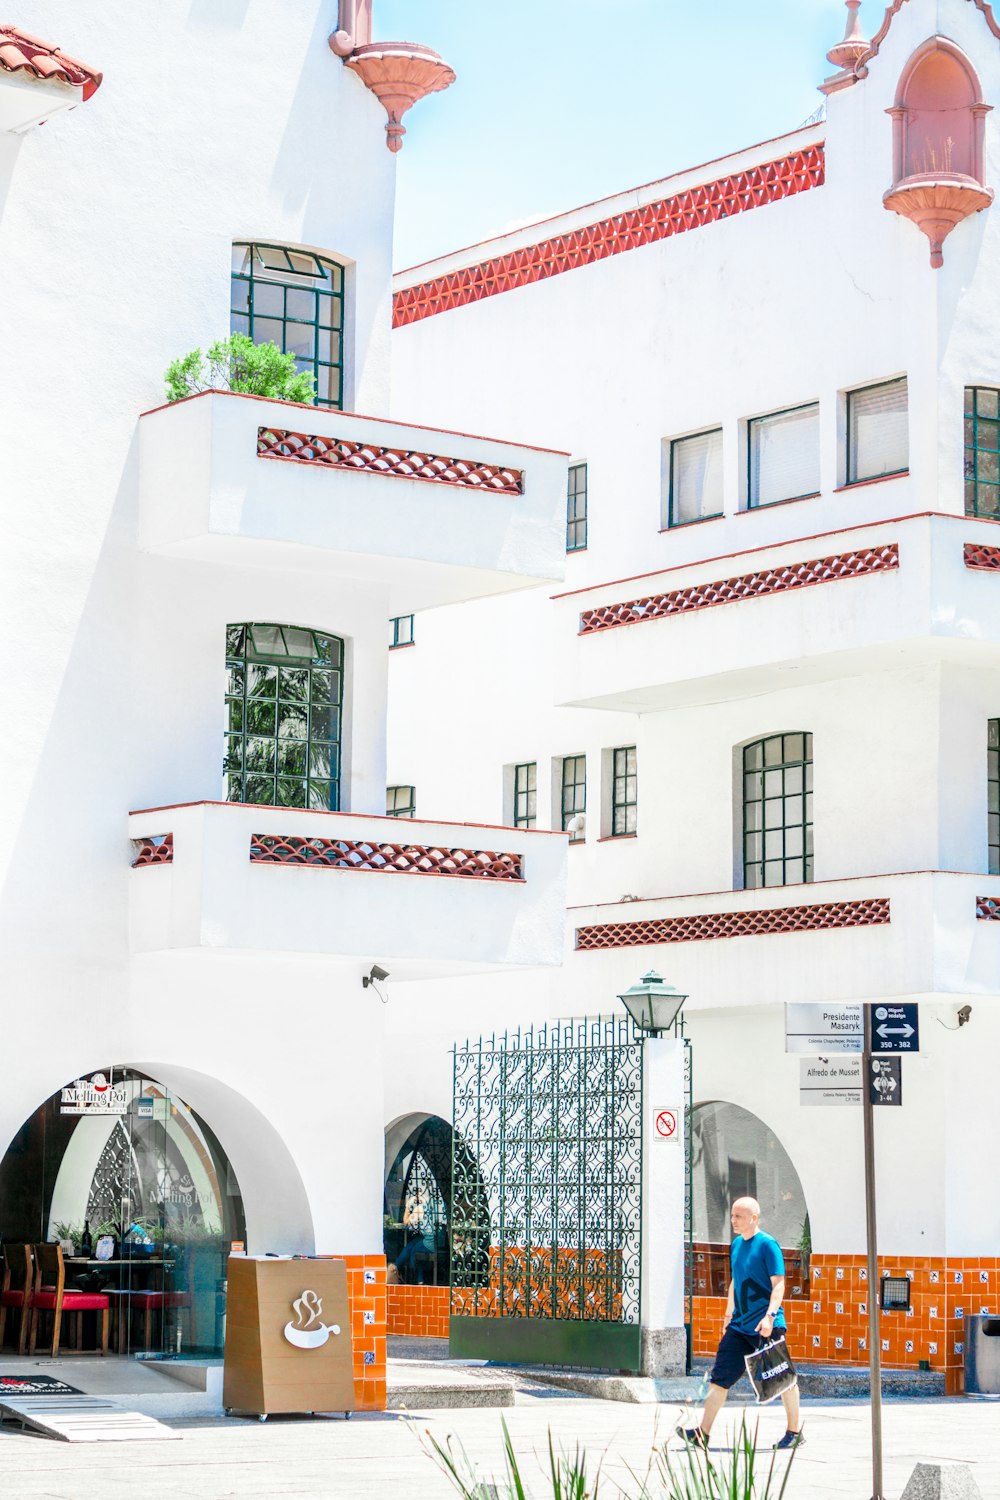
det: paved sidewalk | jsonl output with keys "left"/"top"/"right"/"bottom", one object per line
{"left": 1, "top": 1394, "right": 998, "bottom": 1499}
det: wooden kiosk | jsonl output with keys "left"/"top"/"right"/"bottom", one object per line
{"left": 223, "top": 1257, "right": 356, "bottom": 1419}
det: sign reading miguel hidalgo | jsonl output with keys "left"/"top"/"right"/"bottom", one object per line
{"left": 869, "top": 1003, "right": 920, "bottom": 1054}
{"left": 59, "top": 1073, "right": 130, "bottom": 1115}
{"left": 785, "top": 1003, "right": 863, "bottom": 1054}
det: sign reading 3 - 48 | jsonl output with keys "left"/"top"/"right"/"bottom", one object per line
{"left": 869, "top": 1003, "right": 920, "bottom": 1054}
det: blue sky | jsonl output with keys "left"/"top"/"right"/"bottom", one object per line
{"left": 375, "top": 0, "right": 885, "bottom": 270}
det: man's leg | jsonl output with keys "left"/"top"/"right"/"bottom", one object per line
{"left": 699, "top": 1382, "right": 730, "bottom": 1436}
{"left": 780, "top": 1381, "right": 801, "bottom": 1434}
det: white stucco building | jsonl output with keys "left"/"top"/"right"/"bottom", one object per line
{"left": 387, "top": 0, "right": 1000, "bottom": 1388}
{"left": 0, "top": 4, "right": 570, "bottom": 1391}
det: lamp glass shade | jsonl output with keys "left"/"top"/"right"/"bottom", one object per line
{"left": 617, "top": 969, "right": 688, "bottom": 1035}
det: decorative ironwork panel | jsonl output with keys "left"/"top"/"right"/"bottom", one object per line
{"left": 451, "top": 1015, "right": 643, "bottom": 1367}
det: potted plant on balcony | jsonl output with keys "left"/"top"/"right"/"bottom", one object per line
{"left": 164, "top": 334, "right": 315, "bottom": 405}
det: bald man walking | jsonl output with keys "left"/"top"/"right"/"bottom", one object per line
{"left": 679, "top": 1197, "right": 804, "bottom": 1451}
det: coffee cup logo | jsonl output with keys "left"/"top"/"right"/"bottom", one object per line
{"left": 283, "top": 1289, "right": 341, "bottom": 1350}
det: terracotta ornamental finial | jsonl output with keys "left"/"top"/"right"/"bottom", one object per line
{"left": 328, "top": 0, "right": 455, "bottom": 152}
{"left": 827, "top": 0, "right": 870, "bottom": 71}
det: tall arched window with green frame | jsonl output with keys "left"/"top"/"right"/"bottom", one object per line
{"left": 230, "top": 243, "right": 345, "bottom": 409}
{"left": 224, "top": 625, "right": 344, "bottom": 811}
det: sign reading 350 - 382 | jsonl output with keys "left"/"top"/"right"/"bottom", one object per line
{"left": 869, "top": 1003, "right": 919, "bottom": 1054}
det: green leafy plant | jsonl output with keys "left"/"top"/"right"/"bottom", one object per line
{"left": 51, "top": 1221, "right": 81, "bottom": 1246}
{"left": 423, "top": 1415, "right": 602, "bottom": 1500}
{"left": 165, "top": 333, "right": 315, "bottom": 404}
{"left": 796, "top": 1214, "right": 811, "bottom": 1275}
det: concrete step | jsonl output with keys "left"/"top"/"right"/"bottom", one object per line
{"left": 386, "top": 1359, "right": 515, "bottom": 1410}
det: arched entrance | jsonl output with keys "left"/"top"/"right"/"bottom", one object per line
{"left": 0, "top": 1067, "right": 247, "bottom": 1359}
{"left": 383, "top": 1115, "right": 452, "bottom": 1286}
{"left": 690, "top": 1101, "right": 810, "bottom": 1299}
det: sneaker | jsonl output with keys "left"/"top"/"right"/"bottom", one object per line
{"left": 677, "top": 1425, "right": 709, "bottom": 1450}
{"left": 773, "top": 1430, "right": 805, "bottom": 1451}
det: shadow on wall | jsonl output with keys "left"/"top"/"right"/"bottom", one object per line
{"left": 691, "top": 1099, "right": 808, "bottom": 1249}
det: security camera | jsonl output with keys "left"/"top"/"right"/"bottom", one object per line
{"left": 363, "top": 963, "right": 390, "bottom": 987}
{"left": 957, "top": 1004, "right": 972, "bottom": 1027}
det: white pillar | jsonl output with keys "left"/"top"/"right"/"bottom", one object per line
{"left": 640, "top": 1036, "right": 688, "bottom": 1377}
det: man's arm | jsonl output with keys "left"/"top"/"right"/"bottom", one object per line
{"left": 755, "top": 1274, "right": 785, "bottom": 1336}
{"left": 723, "top": 1280, "right": 735, "bottom": 1330}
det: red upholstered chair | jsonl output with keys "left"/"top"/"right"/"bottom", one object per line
{"left": 111, "top": 1288, "right": 193, "bottom": 1354}
{"left": 29, "top": 1243, "right": 109, "bottom": 1357}
{"left": 0, "top": 1243, "right": 33, "bottom": 1354}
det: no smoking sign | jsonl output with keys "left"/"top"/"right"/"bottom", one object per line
{"left": 653, "top": 1106, "right": 679, "bottom": 1142}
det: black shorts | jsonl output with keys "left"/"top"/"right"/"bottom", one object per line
{"left": 709, "top": 1324, "right": 787, "bottom": 1390}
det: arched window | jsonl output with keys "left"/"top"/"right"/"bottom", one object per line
{"left": 691, "top": 1101, "right": 810, "bottom": 1299}
{"left": 742, "top": 733, "right": 812, "bottom": 888}
{"left": 891, "top": 40, "right": 987, "bottom": 184}
{"left": 230, "top": 243, "right": 345, "bottom": 409}
{"left": 224, "top": 624, "right": 344, "bottom": 811}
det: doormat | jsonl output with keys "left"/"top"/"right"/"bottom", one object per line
{"left": 0, "top": 1376, "right": 83, "bottom": 1396}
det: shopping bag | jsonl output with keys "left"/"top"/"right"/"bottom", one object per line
{"left": 744, "top": 1335, "right": 797, "bottom": 1404}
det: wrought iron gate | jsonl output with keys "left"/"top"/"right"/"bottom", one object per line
{"left": 449, "top": 1015, "right": 644, "bottom": 1370}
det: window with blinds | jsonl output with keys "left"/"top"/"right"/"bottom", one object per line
{"left": 748, "top": 403, "right": 820, "bottom": 507}
{"left": 668, "top": 428, "right": 724, "bottom": 526}
{"left": 847, "top": 378, "right": 908, "bottom": 484}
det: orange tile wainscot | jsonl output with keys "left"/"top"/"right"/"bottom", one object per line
{"left": 692, "top": 1254, "right": 1000, "bottom": 1395}
{"left": 387, "top": 1284, "right": 450, "bottom": 1340}
{"left": 321, "top": 1254, "right": 387, "bottom": 1410}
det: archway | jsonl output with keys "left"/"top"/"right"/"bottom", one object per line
{"left": 690, "top": 1100, "right": 810, "bottom": 1300}
{"left": 383, "top": 1113, "right": 490, "bottom": 1289}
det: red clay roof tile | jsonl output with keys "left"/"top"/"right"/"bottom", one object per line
{"left": 0, "top": 25, "right": 102, "bottom": 101}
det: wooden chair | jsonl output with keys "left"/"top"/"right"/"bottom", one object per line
{"left": 28, "top": 1243, "right": 109, "bottom": 1357}
{"left": 109, "top": 1288, "right": 192, "bottom": 1355}
{"left": 0, "top": 1243, "right": 33, "bottom": 1354}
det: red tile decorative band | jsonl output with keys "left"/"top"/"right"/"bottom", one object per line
{"left": 131, "top": 834, "right": 173, "bottom": 868}
{"left": 576, "top": 897, "right": 890, "bottom": 950}
{"left": 393, "top": 145, "right": 825, "bottom": 327}
{"left": 976, "top": 896, "right": 1000, "bottom": 919}
{"left": 257, "top": 427, "right": 524, "bottom": 495}
{"left": 578, "top": 544, "right": 899, "bottom": 635}
{"left": 250, "top": 834, "right": 523, "bottom": 880}
{"left": 964, "top": 542, "right": 1000, "bottom": 572}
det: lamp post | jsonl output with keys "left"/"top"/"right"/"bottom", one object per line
{"left": 618, "top": 969, "right": 688, "bottom": 1037}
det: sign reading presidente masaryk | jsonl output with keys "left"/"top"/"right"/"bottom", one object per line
{"left": 799, "top": 1057, "right": 862, "bottom": 1105}
{"left": 59, "top": 1073, "right": 130, "bottom": 1116}
{"left": 785, "top": 1003, "right": 863, "bottom": 1054}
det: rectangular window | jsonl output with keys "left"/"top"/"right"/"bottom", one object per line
{"left": 390, "top": 615, "right": 414, "bottom": 649}
{"left": 743, "top": 732, "right": 813, "bottom": 889}
{"left": 513, "top": 762, "right": 537, "bottom": 829}
{"left": 386, "top": 785, "right": 416, "bottom": 818}
{"left": 561, "top": 755, "right": 587, "bottom": 842}
{"left": 566, "top": 463, "right": 588, "bottom": 552}
{"left": 748, "top": 403, "right": 820, "bottom": 507}
{"left": 611, "top": 746, "right": 637, "bottom": 836}
{"left": 965, "top": 387, "right": 1000, "bottom": 520}
{"left": 847, "top": 378, "right": 908, "bottom": 484}
{"left": 669, "top": 428, "right": 724, "bottom": 526}
{"left": 990, "top": 721, "right": 999, "bottom": 875}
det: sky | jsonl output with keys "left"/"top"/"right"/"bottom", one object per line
{"left": 375, "top": 0, "right": 887, "bottom": 271}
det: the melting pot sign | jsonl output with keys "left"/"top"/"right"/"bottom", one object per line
{"left": 282, "top": 1289, "right": 341, "bottom": 1350}
{"left": 59, "top": 1073, "right": 130, "bottom": 1116}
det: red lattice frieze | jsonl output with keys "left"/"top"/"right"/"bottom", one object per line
{"left": 976, "top": 896, "right": 1000, "bottom": 919}
{"left": 257, "top": 427, "right": 524, "bottom": 495}
{"left": 576, "top": 897, "right": 891, "bottom": 950}
{"left": 393, "top": 146, "right": 825, "bottom": 327}
{"left": 964, "top": 542, "right": 1000, "bottom": 572}
{"left": 578, "top": 544, "right": 899, "bottom": 635}
{"left": 130, "top": 834, "right": 173, "bottom": 869}
{"left": 250, "top": 834, "right": 523, "bottom": 881}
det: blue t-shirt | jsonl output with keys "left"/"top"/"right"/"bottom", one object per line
{"left": 730, "top": 1231, "right": 786, "bottom": 1335}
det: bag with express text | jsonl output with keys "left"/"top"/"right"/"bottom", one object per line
{"left": 744, "top": 1335, "right": 797, "bottom": 1404}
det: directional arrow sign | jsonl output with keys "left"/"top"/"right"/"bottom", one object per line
{"left": 869, "top": 1003, "right": 919, "bottom": 1054}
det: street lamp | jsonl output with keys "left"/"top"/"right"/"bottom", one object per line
{"left": 617, "top": 969, "right": 688, "bottom": 1037}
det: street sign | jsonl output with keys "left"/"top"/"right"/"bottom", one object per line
{"left": 653, "top": 1107, "right": 679, "bottom": 1142}
{"left": 785, "top": 1002, "right": 863, "bottom": 1053}
{"left": 869, "top": 1056, "right": 902, "bottom": 1106}
{"left": 870, "top": 1003, "right": 919, "bottom": 1054}
{"left": 799, "top": 1057, "right": 862, "bottom": 1105}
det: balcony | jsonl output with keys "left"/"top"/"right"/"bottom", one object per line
{"left": 565, "top": 871, "right": 1000, "bottom": 1010}
{"left": 552, "top": 513, "right": 1000, "bottom": 712}
{"left": 128, "top": 801, "right": 567, "bottom": 978}
{"left": 138, "top": 391, "right": 567, "bottom": 610}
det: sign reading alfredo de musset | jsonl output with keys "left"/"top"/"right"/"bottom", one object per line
{"left": 60, "top": 1072, "right": 130, "bottom": 1115}
{"left": 785, "top": 1003, "right": 863, "bottom": 1053}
